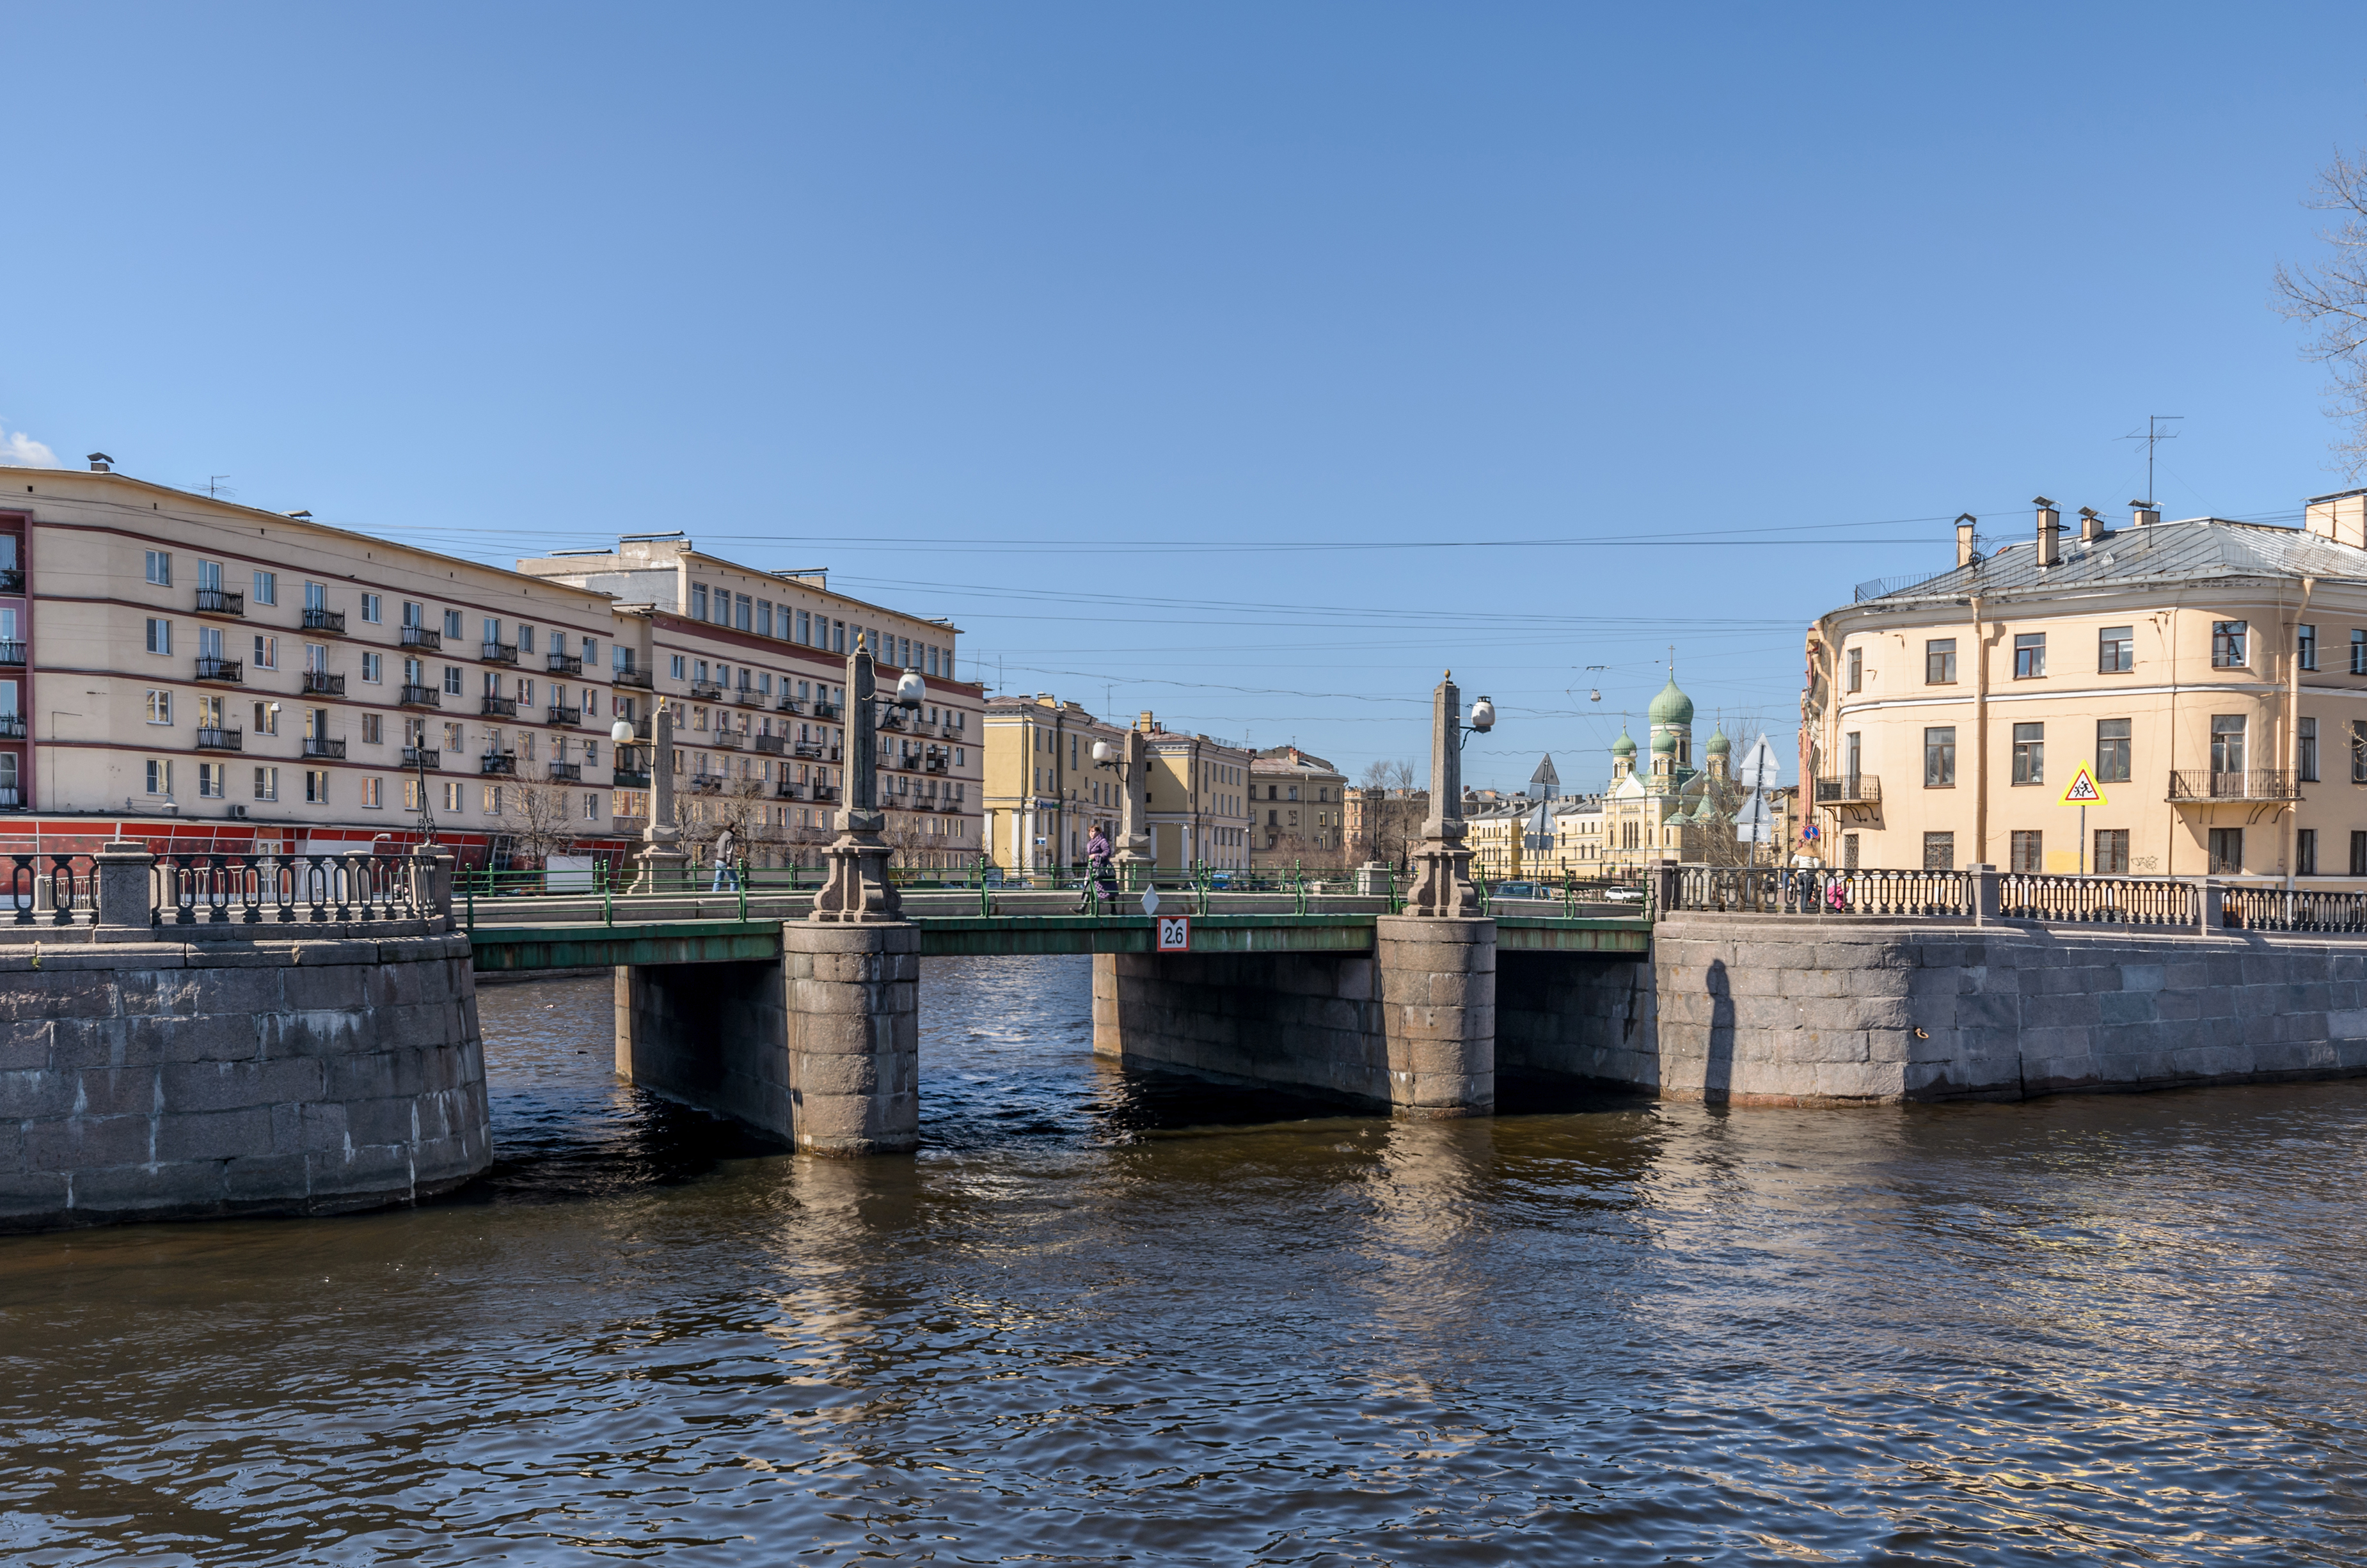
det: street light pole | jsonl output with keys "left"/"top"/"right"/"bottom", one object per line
{"left": 1404, "top": 670, "right": 1494, "bottom": 917}
{"left": 811, "top": 635, "right": 922, "bottom": 923}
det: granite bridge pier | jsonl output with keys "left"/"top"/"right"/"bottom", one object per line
{"left": 12, "top": 659, "right": 2367, "bottom": 1232}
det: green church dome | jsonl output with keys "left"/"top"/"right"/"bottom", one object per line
{"left": 1648, "top": 674, "right": 1694, "bottom": 727}
{"left": 1651, "top": 727, "right": 1677, "bottom": 754}
{"left": 1706, "top": 726, "right": 1730, "bottom": 756}
{"left": 1611, "top": 726, "right": 1636, "bottom": 757}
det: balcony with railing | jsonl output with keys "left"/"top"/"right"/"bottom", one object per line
{"left": 811, "top": 701, "right": 840, "bottom": 720}
{"left": 480, "top": 641, "right": 518, "bottom": 665}
{"left": 301, "top": 669, "right": 345, "bottom": 696}
{"left": 399, "top": 683, "right": 441, "bottom": 708}
{"left": 546, "top": 706, "right": 581, "bottom": 727}
{"left": 2167, "top": 770, "right": 2300, "bottom": 802}
{"left": 793, "top": 741, "right": 823, "bottom": 759}
{"left": 0, "top": 714, "right": 23, "bottom": 740}
{"left": 811, "top": 783, "right": 839, "bottom": 802}
{"left": 612, "top": 766, "right": 651, "bottom": 789}
{"left": 1813, "top": 774, "right": 1881, "bottom": 805}
{"left": 546, "top": 761, "right": 582, "bottom": 783}
{"left": 302, "top": 606, "right": 346, "bottom": 634}
{"left": 775, "top": 780, "right": 805, "bottom": 799}
{"left": 546, "top": 651, "right": 583, "bottom": 675}
{"left": 753, "top": 733, "right": 786, "bottom": 754}
{"left": 0, "top": 567, "right": 21, "bottom": 593}
{"left": 614, "top": 666, "right": 652, "bottom": 689}
{"left": 480, "top": 753, "right": 518, "bottom": 776}
{"left": 736, "top": 687, "right": 765, "bottom": 706}
{"left": 775, "top": 695, "right": 805, "bottom": 713}
{"left": 194, "top": 587, "right": 245, "bottom": 617}
{"left": 709, "top": 729, "right": 744, "bottom": 750}
{"left": 402, "top": 747, "right": 441, "bottom": 770}
{"left": 0, "top": 641, "right": 24, "bottom": 667}
{"left": 194, "top": 656, "right": 244, "bottom": 683}
{"left": 0, "top": 785, "right": 22, "bottom": 809}
{"left": 689, "top": 682, "right": 725, "bottom": 702}
{"left": 195, "top": 727, "right": 242, "bottom": 752}
{"left": 301, "top": 737, "right": 346, "bottom": 760}
{"left": 480, "top": 695, "right": 518, "bottom": 717}
{"left": 923, "top": 752, "right": 950, "bottom": 773}
{"left": 687, "top": 775, "right": 723, "bottom": 795}
{"left": 400, "top": 626, "right": 442, "bottom": 651}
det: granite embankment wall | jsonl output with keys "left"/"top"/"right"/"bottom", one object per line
{"left": 0, "top": 932, "right": 489, "bottom": 1230}
{"left": 1500, "top": 914, "right": 2367, "bottom": 1104}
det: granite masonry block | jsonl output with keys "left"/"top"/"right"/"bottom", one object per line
{"left": 26, "top": 1115, "right": 154, "bottom": 1173}
{"left": 2097, "top": 990, "right": 2159, "bottom": 1026}
{"left": 0, "top": 1070, "right": 79, "bottom": 1121}
{"left": 72, "top": 1067, "right": 160, "bottom": 1118}
{"left": 70, "top": 1163, "right": 223, "bottom": 1214}
{"left": 221, "top": 1153, "right": 313, "bottom": 1201}
{"left": 0, "top": 1020, "right": 49, "bottom": 1073}
{"left": 159, "top": 1057, "right": 326, "bottom": 1114}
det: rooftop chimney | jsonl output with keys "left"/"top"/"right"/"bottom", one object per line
{"left": 2077, "top": 506, "right": 2102, "bottom": 546}
{"left": 2130, "top": 499, "right": 2160, "bottom": 529}
{"left": 2034, "top": 496, "right": 2061, "bottom": 568}
{"left": 1137, "top": 710, "right": 1156, "bottom": 734}
{"left": 86, "top": 452, "right": 112, "bottom": 473}
{"left": 1956, "top": 513, "right": 1978, "bottom": 567}
{"left": 2304, "top": 488, "right": 2367, "bottom": 550}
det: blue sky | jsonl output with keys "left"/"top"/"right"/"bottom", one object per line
{"left": 6, "top": 3, "right": 2366, "bottom": 791}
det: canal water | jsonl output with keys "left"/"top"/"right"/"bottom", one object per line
{"left": 6, "top": 954, "right": 2367, "bottom": 1565}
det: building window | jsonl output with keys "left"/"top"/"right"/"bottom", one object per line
{"left": 1841, "top": 833, "right": 1860, "bottom": 869}
{"left": 305, "top": 770, "right": 329, "bottom": 804}
{"left": 2011, "top": 722, "right": 2043, "bottom": 785}
{"left": 2013, "top": 633, "right": 2046, "bottom": 679}
{"left": 2355, "top": 630, "right": 2367, "bottom": 676}
{"left": 670, "top": 654, "right": 687, "bottom": 680}
{"left": 1924, "top": 638, "right": 1956, "bottom": 684}
{"left": 1924, "top": 726, "right": 1955, "bottom": 787}
{"left": 2095, "top": 828, "right": 2130, "bottom": 875}
{"left": 360, "top": 777, "right": 383, "bottom": 809}
{"left": 247, "top": 571, "right": 275, "bottom": 606}
{"left": 2210, "top": 714, "right": 2245, "bottom": 777}
{"left": 736, "top": 594, "right": 752, "bottom": 631}
{"left": 1845, "top": 647, "right": 1863, "bottom": 693}
{"left": 253, "top": 635, "right": 278, "bottom": 670}
{"left": 442, "top": 780, "right": 462, "bottom": 812}
{"left": 145, "top": 690, "right": 173, "bottom": 725}
{"left": 2212, "top": 620, "right": 2248, "bottom": 669}
{"left": 2098, "top": 625, "right": 2133, "bottom": 672}
{"left": 362, "top": 651, "right": 383, "bottom": 684}
{"left": 796, "top": 609, "right": 811, "bottom": 644}
{"left": 145, "top": 759, "right": 172, "bottom": 796}
{"left": 519, "top": 625, "right": 536, "bottom": 654}
{"left": 2096, "top": 718, "right": 2131, "bottom": 783}
{"left": 145, "top": 550, "right": 171, "bottom": 586}
{"left": 835, "top": 620, "right": 846, "bottom": 653}
{"left": 585, "top": 792, "right": 602, "bottom": 821}
{"left": 2299, "top": 828, "right": 2318, "bottom": 876}
{"left": 197, "top": 762, "right": 225, "bottom": 799}
{"left": 361, "top": 713, "right": 383, "bottom": 745}
{"left": 443, "top": 666, "right": 464, "bottom": 695}
{"left": 2208, "top": 827, "right": 2244, "bottom": 875}
{"left": 2300, "top": 624, "right": 2319, "bottom": 671}
{"left": 1922, "top": 831, "right": 1955, "bottom": 871}
{"left": 362, "top": 592, "right": 383, "bottom": 624}
{"left": 756, "top": 600, "right": 773, "bottom": 638}
{"left": 2353, "top": 831, "right": 2367, "bottom": 877}
{"left": 146, "top": 618, "right": 172, "bottom": 655}
{"left": 444, "top": 608, "right": 464, "bottom": 639}
{"left": 2354, "top": 720, "right": 2367, "bottom": 784}
{"left": 2302, "top": 717, "right": 2320, "bottom": 783}
{"left": 483, "top": 784, "right": 503, "bottom": 814}
{"left": 251, "top": 701, "right": 278, "bottom": 735}
{"left": 253, "top": 766, "right": 278, "bottom": 800}
{"left": 691, "top": 584, "right": 709, "bottom": 620}
{"left": 2009, "top": 830, "right": 2043, "bottom": 873}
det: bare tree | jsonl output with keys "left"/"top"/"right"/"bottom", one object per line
{"left": 1360, "top": 758, "right": 1416, "bottom": 791}
{"left": 507, "top": 779, "right": 581, "bottom": 869}
{"left": 2274, "top": 148, "right": 2367, "bottom": 478}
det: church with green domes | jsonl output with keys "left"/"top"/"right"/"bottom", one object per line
{"left": 1601, "top": 671, "right": 1735, "bottom": 876}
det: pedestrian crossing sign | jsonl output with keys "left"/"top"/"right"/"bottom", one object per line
{"left": 2059, "top": 764, "right": 2107, "bottom": 807}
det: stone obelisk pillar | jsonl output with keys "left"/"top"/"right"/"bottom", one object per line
{"left": 632, "top": 702, "right": 690, "bottom": 891}
{"left": 1110, "top": 725, "right": 1152, "bottom": 891}
{"left": 786, "top": 637, "right": 919, "bottom": 1154}
{"left": 1376, "top": 670, "right": 1494, "bottom": 1118}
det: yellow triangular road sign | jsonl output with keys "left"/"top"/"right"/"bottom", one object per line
{"left": 2059, "top": 763, "right": 2107, "bottom": 807}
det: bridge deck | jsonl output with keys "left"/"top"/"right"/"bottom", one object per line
{"left": 468, "top": 912, "right": 1650, "bottom": 970}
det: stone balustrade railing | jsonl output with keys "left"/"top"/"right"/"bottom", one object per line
{"left": 1666, "top": 862, "right": 2367, "bottom": 935}
{"left": 3, "top": 844, "right": 455, "bottom": 936}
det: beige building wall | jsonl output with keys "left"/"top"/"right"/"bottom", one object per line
{"left": 1807, "top": 499, "right": 2367, "bottom": 882}
{"left": 981, "top": 694, "right": 1132, "bottom": 871}
{"left": 1141, "top": 712, "right": 1250, "bottom": 871}
{"left": 1247, "top": 747, "right": 1348, "bottom": 867}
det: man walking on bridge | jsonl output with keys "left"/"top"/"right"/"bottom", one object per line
{"left": 710, "top": 827, "right": 738, "bottom": 893}
{"left": 1086, "top": 825, "right": 1115, "bottom": 913}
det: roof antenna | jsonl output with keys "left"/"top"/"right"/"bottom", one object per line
{"left": 2119, "top": 415, "right": 2183, "bottom": 510}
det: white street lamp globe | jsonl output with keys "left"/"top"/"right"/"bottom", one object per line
{"left": 610, "top": 718, "right": 635, "bottom": 744}
{"left": 1091, "top": 740, "right": 1116, "bottom": 764}
{"left": 1469, "top": 696, "right": 1497, "bottom": 733}
{"left": 895, "top": 669, "right": 926, "bottom": 708}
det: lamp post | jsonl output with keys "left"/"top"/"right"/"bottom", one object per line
{"left": 1404, "top": 670, "right": 1495, "bottom": 917}
{"left": 810, "top": 635, "right": 919, "bottom": 923}
{"left": 625, "top": 700, "right": 687, "bottom": 890}
{"left": 1091, "top": 728, "right": 1152, "bottom": 889}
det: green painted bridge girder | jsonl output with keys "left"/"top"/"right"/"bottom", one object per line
{"left": 468, "top": 912, "right": 1652, "bottom": 970}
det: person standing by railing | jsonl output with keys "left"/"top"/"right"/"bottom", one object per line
{"left": 710, "top": 827, "right": 738, "bottom": 893}
{"left": 1085, "top": 825, "right": 1114, "bottom": 913}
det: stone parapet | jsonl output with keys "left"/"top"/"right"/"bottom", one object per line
{"left": 0, "top": 931, "right": 489, "bottom": 1231}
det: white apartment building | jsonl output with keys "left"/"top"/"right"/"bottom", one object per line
{"left": 1, "top": 463, "right": 983, "bottom": 866}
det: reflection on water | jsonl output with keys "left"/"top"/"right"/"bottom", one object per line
{"left": 6, "top": 954, "right": 2367, "bottom": 1564}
